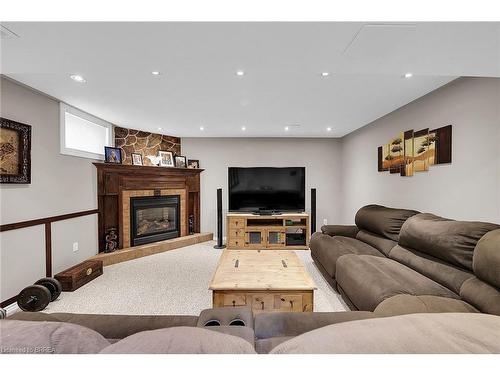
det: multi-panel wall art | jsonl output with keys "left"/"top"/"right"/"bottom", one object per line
{"left": 378, "top": 125, "right": 452, "bottom": 177}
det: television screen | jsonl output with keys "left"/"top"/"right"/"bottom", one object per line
{"left": 228, "top": 167, "right": 305, "bottom": 212}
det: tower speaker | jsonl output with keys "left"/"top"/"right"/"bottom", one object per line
{"left": 214, "top": 188, "right": 226, "bottom": 249}
{"left": 311, "top": 188, "right": 317, "bottom": 234}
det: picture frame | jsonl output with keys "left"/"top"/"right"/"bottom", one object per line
{"left": 187, "top": 159, "right": 200, "bottom": 169}
{"left": 1, "top": 117, "right": 32, "bottom": 184}
{"left": 175, "top": 155, "right": 187, "bottom": 168}
{"left": 104, "top": 146, "right": 122, "bottom": 164}
{"left": 158, "top": 150, "right": 174, "bottom": 167}
{"left": 131, "top": 152, "right": 143, "bottom": 166}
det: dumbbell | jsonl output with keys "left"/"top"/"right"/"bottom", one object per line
{"left": 17, "top": 277, "right": 62, "bottom": 312}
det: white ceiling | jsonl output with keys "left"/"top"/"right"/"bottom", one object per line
{"left": 1, "top": 22, "right": 499, "bottom": 137}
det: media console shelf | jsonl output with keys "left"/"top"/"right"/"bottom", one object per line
{"left": 226, "top": 213, "right": 309, "bottom": 250}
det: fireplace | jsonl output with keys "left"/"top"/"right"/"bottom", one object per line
{"left": 130, "top": 195, "right": 180, "bottom": 246}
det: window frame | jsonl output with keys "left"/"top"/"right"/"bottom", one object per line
{"left": 59, "top": 103, "right": 113, "bottom": 160}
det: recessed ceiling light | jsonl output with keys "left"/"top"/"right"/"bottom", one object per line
{"left": 236, "top": 70, "right": 245, "bottom": 76}
{"left": 241, "top": 126, "right": 246, "bottom": 131}
{"left": 70, "top": 74, "right": 86, "bottom": 83}
{"left": 326, "top": 127, "right": 332, "bottom": 132}
{"left": 284, "top": 126, "right": 289, "bottom": 131}
{"left": 151, "top": 71, "right": 161, "bottom": 75}
{"left": 321, "top": 72, "right": 330, "bottom": 77}
{"left": 199, "top": 126, "right": 205, "bottom": 131}
{"left": 404, "top": 72, "right": 413, "bottom": 78}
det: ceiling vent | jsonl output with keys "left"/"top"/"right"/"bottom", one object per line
{"left": 0, "top": 25, "right": 20, "bottom": 39}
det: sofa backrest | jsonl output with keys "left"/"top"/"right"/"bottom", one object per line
{"left": 399, "top": 213, "right": 500, "bottom": 271}
{"left": 355, "top": 205, "right": 419, "bottom": 241}
{"left": 472, "top": 229, "right": 500, "bottom": 289}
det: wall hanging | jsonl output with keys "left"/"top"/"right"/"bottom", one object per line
{"left": 378, "top": 125, "right": 452, "bottom": 177}
{"left": 0, "top": 117, "right": 31, "bottom": 184}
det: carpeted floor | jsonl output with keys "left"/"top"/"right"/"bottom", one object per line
{"left": 45, "top": 240, "right": 349, "bottom": 315}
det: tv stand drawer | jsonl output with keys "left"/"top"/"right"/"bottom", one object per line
{"left": 228, "top": 238, "right": 245, "bottom": 248}
{"left": 228, "top": 218, "right": 245, "bottom": 229}
{"left": 228, "top": 228, "right": 245, "bottom": 238}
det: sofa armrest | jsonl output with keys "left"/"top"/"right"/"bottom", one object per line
{"left": 254, "top": 311, "right": 374, "bottom": 339}
{"left": 321, "top": 225, "right": 359, "bottom": 238}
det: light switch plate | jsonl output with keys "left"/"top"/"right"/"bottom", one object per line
{"left": 72, "top": 242, "right": 79, "bottom": 252}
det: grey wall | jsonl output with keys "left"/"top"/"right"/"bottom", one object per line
{"left": 0, "top": 77, "right": 99, "bottom": 302}
{"left": 2, "top": 75, "right": 498, "bottom": 303}
{"left": 182, "top": 138, "right": 343, "bottom": 236}
{"left": 340, "top": 77, "right": 500, "bottom": 224}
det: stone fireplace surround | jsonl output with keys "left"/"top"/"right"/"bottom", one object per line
{"left": 94, "top": 163, "right": 203, "bottom": 252}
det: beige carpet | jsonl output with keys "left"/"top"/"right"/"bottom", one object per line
{"left": 44, "top": 241, "right": 349, "bottom": 315}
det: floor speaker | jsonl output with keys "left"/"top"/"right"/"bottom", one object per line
{"left": 311, "top": 188, "right": 316, "bottom": 234}
{"left": 214, "top": 188, "right": 226, "bottom": 249}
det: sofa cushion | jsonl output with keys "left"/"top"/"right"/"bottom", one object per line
{"left": 335, "top": 254, "right": 458, "bottom": 311}
{"left": 8, "top": 311, "right": 199, "bottom": 340}
{"left": 255, "top": 336, "right": 294, "bottom": 354}
{"left": 355, "top": 205, "right": 419, "bottom": 241}
{"left": 0, "top": 320, "right": 110, "bottom": 354}
{"left": 310, "top": 233, "right": 384, "bottom": 277}
{"left": 388, "top": 245, "right": 474, "bottom": 294}
{"left": 270, "top": 313, "right": 500, "bottom": 354}
{"left": 100, "top": 326, "right": 256, "bottom": 354}
{"left": 460, "top": 277, "right": 500, "bottom": 316}
{"left": 356, "top": 230, "right": 397, "bottom": 256}
{"left": 473, "top": 229, "right": 500, "bottom": 289}
{"left": 374, "top": 294, "right": 479, "bottom": 316}
{"left": 399, "top": 213, "right": 500, "bottom": 271}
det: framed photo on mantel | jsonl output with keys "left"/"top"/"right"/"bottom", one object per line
{"left": 0, "top": 117, "right": 32, "bottom": 184}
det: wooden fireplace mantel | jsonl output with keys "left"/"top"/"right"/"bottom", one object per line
{"left": 94, "top": 163, "right": 204, "bottom": 252}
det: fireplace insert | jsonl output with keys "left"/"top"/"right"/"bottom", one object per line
{"left": 130, "top": 195, "right": 180, "bottom": 246}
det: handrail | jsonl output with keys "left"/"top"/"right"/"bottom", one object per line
{"left": 0, "top": 208, "right": 99, "bottom": 232}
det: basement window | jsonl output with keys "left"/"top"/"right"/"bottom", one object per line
{"left": 60, "top": 103, "right": 113, "bottom": 160}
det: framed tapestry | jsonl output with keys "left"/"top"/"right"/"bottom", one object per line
{"left": 0, "top": 117, "right": 32, "bottom": 184}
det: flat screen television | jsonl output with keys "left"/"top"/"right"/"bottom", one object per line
{"left": 228, "top": 167, "right": 305, "bottom": 212}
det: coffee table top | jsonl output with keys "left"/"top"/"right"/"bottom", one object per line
{"left": 209, "top": 250, "right": 317, "bottom": 291}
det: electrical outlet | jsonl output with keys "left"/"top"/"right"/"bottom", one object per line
{"left": 323, "top": 219, "right": 328, "bottom": 225}
{"left": 72, "top": 242, "right": 79, "bottom": 252}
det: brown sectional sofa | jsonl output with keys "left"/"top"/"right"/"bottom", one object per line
{"left": 3, "top": 204, "right": 499, "bottom": 353}
{"left": 310, "top": 205, "right": 500, "bottom": 315}
{"left": 3, "top": 309, "right": 500, "bottom": 353}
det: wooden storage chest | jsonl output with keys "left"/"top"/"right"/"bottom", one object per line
{"left": 54, "top": 260, "right": 103, "bottom": 291}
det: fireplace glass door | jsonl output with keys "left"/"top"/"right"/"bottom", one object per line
{"left": 130, "top": 195, "right": 180, "bottom": 246}
{"left": 136, "top": 206, "right": 177, "bottom": 237}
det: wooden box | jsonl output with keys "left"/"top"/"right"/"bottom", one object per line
{"left": 54, "top": 260, "right": 103, "bottom": 291}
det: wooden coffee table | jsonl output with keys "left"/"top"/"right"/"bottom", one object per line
{"left": 209, "top": 250, "right": 316, "bottom": 313}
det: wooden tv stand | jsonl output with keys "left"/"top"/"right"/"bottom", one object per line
{"left": 226, "top": 212, "right": 309, "bottom": 250}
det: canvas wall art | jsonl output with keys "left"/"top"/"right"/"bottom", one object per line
{"left": 377, "top": 125, "right": 452, "bottom": 178}
{"left": 402, "top": 129, "right": 414, "bottom": 177}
